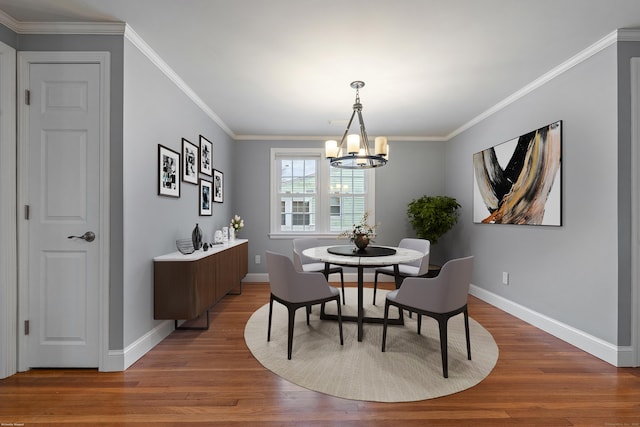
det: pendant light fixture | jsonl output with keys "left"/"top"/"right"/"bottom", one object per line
{"left": 325, "top": 81, "right": 388, "bottom": 169}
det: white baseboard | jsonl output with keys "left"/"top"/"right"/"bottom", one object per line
{"left": 100, "top": 320, "right": 174, "bottom": 372}
{"left": 470, "top": 284, "right": 634, "bottom": 367}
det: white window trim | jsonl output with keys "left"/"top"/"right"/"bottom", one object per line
{"left": 269, "top": 147, "right": 375, "bottom": 239}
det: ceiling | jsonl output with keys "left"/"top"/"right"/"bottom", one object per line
{"left": 2, "top": 0, "right": 640, "bottom": 141}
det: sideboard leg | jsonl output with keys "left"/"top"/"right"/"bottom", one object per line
{"left": 174, "top": 309, "right": 210, "bottom": 330}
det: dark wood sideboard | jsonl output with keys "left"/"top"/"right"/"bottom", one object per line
{"left": 153, "top": 240, "right": 248, "bottom": 329}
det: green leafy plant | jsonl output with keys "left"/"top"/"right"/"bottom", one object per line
{"left": 407, "top": 196, "right": 461, "bottom": 245}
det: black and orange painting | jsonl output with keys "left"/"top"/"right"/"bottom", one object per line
{"left": 473, "top": 121, "right": 562, "bottom": 226}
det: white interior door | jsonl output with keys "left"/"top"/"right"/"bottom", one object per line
{"left": 24, "top": 61, "right": 101, "bottom": 368}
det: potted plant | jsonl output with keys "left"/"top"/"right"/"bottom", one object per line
{"left": 407, "top": 195, "right": 461, "bottom": 244}
{"left": 339, "top": 212, "right": 377, "bottom": 250}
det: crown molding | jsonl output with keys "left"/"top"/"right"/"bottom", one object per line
{"left": 448, "top": 29, "right": 622, "bottom": 140}
{"left": 0, "top": 9, "right": 19, "bottom": 32}
{"left": 123, "top": 25, "right": 235, "bottom": 139}
{"left": 0, "top": 9, "right": 125, "bottom": 34}
{"left": 233, "top": 134, "right": 447, "bottom": 142}
{"left": 17, "top": 21, "right": 126, "bottom": 35}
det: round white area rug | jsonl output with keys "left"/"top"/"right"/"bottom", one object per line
{"left": 244, "top": 287, "right": 499, "bottom": 402}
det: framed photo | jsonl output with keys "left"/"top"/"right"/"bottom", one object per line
{"left": 199, "top": 179, "right": 212, "bottom": 216}
{"left": 473, "top": 120, "right": 562, "bottom": 226}
{"left": 213, "top": 169, "right": 224, "bottom": 203}
{"left": 182, "top": 138, "right": 198, "bottom": 184}
{"left": 199, "top": 135, "right": 213, "bottom": 176}
{"left": 158, "top": 144, "right": 180, "bottom": 198}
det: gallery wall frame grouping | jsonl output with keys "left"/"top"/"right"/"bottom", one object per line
{"left": 472, "top": 120, "right": 562, "bottom": 226}
{"left": 157, "top": 135, "right": 224, "bottom": 217}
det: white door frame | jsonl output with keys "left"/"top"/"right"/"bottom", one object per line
{"left": 0, "top": 41, "right": 16, "bottom": 379}
{"left": 631, "top": 58, "right": 640, "bottom": 367}
{"left": 17, "top": 51, "right": 110, "bottom": 372}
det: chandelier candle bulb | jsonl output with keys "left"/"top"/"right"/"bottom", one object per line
{"left": 375, "top": 136, "right": 388, "bottom": 156}
{"left": 325, "top": 140, "right": 339, "bottom": 158}
{"left": 347, "top": 134, "right": 360, "bottom": 154}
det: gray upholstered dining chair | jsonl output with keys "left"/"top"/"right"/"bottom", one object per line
{"left": 266, "top": 251, "right": 344, "bottom": 360}
{"left": 381, "top": 256, "right": 474, "bottom": 378}
{"left": 372, "top": 238, "right": 430, "bottom": 305}
{"left": 293, "top": 238, "right": 346, "bottom": 304}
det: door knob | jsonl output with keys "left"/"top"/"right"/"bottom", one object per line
{"left": 67, "top": 231, "right": 96, "bottom": 242}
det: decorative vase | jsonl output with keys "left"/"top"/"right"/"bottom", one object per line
{"left": 229, "top": 228, "right": 235, "bottom": 241}
{"left": 354, "top": 233, "right": 369, "bottom": 250}
{"left": 192, "top": 223, "right": 203, "bottom": 250}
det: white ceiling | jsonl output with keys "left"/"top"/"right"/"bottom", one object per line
{"left": 2, "top": 0, "right": 640, "bottom": 140}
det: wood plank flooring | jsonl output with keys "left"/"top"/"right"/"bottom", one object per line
{"left": 1, "top": 282, "right": 639, "bottom": 426}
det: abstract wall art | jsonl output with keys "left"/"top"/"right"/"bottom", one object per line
{"left": 473, "top": 121, "right": 562, "bottom": 226}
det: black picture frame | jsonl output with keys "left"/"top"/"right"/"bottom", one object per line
{"left": 213, "top": 169, "right": 223, "bottom": 203}
{"left": 199, "top": 135, "right": 213, "bottom": 176}
{"left": 182, "top": 138, "right": 198, "bottom": 184}
{"left": 199, "top": 179, "right": 212, "bottom": 216}
{"left": 158, "top": 144, "right": 180, "bottom": 198}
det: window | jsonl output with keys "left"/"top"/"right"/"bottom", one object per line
{"left": 270, "top": 148, "right": 375, "bottom": 237}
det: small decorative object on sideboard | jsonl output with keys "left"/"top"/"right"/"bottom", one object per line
{"left": 192, "top": 223, "right": 203, "bottom": 250}
{"left": 214, "top": 229, "right": 223, "bottom": 244}
{"left": 230, "top": 214, "right": 244, "bottom": 237}
{"left": 176, "top": 238, "right": 195, "bottom": 255}
{"left": 203, "top": 242, "right": 209, "bottom": 251}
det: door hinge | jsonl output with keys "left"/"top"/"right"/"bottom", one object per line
{"left": 24, "top": 320, "right": 29, "bottom": 335}
{"left": 24, "top": 205, "right": 29, "bottom": 220}
{"left": 25, "top": 89, "right": 30, "bottom": 105}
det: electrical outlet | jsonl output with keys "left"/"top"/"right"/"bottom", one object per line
{"left": 255, "top": 255, "right": 261, "bottom": 264}
{"left": 502, "top": 272, "right": 509, "bottom": 285}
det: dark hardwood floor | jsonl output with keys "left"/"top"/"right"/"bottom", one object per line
{"left": 1, "top": 282, "right": 639, "bottom": 426}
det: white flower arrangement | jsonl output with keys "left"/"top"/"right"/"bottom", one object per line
{"left": 230, "top": 214, "right": 244, "bottom": 235}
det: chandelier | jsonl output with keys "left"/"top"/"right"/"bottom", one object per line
{"left": 325, "top": 81, "right": 388, "bottom": 169}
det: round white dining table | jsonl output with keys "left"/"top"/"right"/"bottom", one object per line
{"left": 302, "top": 245, "right": 423, "bottom": 341}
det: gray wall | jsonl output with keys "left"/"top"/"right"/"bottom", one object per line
{"left": 0, "top": 23, "right": 16, "bottom": 47}
{"left": 122, "top": 38, "right": 235, "bottom": 348}
{"left": 442, "top": 44, "right": 622, "bottom": 345}
{"left": 234, "top": 139, "right": 448, "bottom": 275}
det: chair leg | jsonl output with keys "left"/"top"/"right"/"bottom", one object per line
{"left": 381, "top": 300, "right": 391, "bottom": 352}
{"left": 335, "top": 297, "right": 344, "bottom": 345}
{"left": 373, "top": 270, "right": 380, "bottom": 305}
{"left": 267, "top": 296, "right": 274, "bottom": 342}
{"left": 464, "top": 308, "right": 471, "bottom": 360}
{"left": 417, "top": 314, "right": 422, "bottom": 335}
{"left": 438, "top": 317, "right": 449, "bottom": 378}
{"left": 287, "top": 306, "right": 296, "bottom": 360}
{"left": 306, "top": 304, "right": 311, "bottom": 325}
{"left": 339, "top": 270, "right": 345, "bottom": 305}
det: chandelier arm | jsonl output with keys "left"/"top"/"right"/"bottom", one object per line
{"left": 338, "top": 109, "right": 357, "bottom": 153}
{"left": 356, "top": 110, "right": 372, "bottom": 156}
